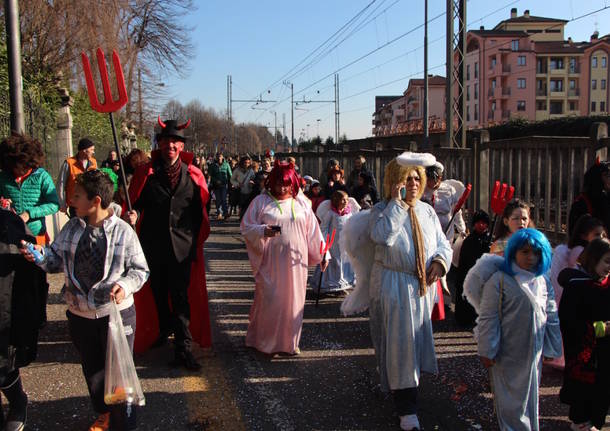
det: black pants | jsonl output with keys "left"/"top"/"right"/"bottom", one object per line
{"left": 149, "top": 254, "right": 193, "bottom": 353}
{"left": 393, "top": 387, "right": 418, "bottom": 416}
{"left": 67, "top": 306, "right": 137, "bottom": 430}
{"left": 568, "top": 389, "right": 610, "bottom": 429}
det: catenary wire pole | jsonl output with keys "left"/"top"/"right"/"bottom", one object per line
{"left": 4, "top": 0, "right": 24, "bottom": 134}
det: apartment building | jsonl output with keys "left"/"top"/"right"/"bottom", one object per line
{"left": 372, "top": 76, "right": 446, "bottom": 136}
{"left": 465, "top": 7, "right": 610, "bottom": 128}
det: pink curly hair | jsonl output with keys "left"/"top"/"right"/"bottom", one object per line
{"left": 266, "top": 159, "right": 301, "bottom": 198}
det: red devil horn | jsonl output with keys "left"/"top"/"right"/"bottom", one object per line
{"left": 176, "top": 119, "right": 191, "bottom": 130}
{"left": 158, "top": 116, "right": 166, "bottom": 129}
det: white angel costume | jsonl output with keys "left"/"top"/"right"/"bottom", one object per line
{"left": 342, "top": 199, "right": 452, "bottom": 391}
{"left": 464, "top": 254, "right": 562, "bottom": 431}
{"left": 312, "top": 198, "right": 360, "bottom": 292}
{"left": 422, "top": 178, "right": 466, "bottom": 243}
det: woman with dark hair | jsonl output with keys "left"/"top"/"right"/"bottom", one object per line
{"left": 0, "top": 134, "right": 56, "bottom": 430}
{"left": 0, "top": 134, "right": 59, "bottom": 327}
{"left": 351, "top": 170, "right": 379, "bottom": 209}
{"left": 568, "top": 161, "right": 610, "bottom": 236}
{"left": 324, "top": 166, "right": 348, "bottom": 199}
{"left": 558, "top": 238, "right": 610, "bottom": 431}
{"left": 240, "top": 160, "right": 327, "bottom": 355}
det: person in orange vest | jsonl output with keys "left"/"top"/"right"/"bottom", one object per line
{"left": 57, "top": 138, "right": 97, "bottom": 218}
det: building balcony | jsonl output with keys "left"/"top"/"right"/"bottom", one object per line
{"left": 568, "top": 65, "right": 581, "bottom": 74}
{"left": 500, "top": 87, "right": 511, "bottom": 98}
{"left": 550, "top": 89, "right": 566, "bottom": 96}
{"left": 550, "top": 67, "right": 566, "bottom": 75}
{"left": 488, "top": 88, "right": 496, "bottom": 98}
{"left": 536, "top": 88, "right": 548, "bottom": 97}
{"left": 487, "top": 111, "right": 495, "bottom": 120}
{"left": 502, "top": 110, "right": 511, "bottom": 119}
{"left": 568, "top": 88, "right": 580, "bottom": 97}
{"left": 536, "top": 65, "right": 548, "bottom": 74}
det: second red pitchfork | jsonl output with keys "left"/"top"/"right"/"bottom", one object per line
{"left": 81, "top": 48, "right": 132, "bottom": 211}
{"left": 315, "top": 229, "right": 336, "bottom": 307}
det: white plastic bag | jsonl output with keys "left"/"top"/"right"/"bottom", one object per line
{"left": 104, "top": 301, "right": 145, "bottom": 407}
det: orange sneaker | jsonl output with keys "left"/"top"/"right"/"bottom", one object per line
{"left": 89, "top": 413, "right": 110, "bottom": 431}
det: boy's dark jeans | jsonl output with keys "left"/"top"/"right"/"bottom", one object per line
{"left": 67, "top": 305, "right": 138, "bottom": 430}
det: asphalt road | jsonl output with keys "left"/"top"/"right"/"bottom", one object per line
{"left": 10, "top": 218, "right": 608, "bottom": 430}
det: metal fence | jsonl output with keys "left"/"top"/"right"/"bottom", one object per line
{"left": 283, "top": 127, "right": 610, "bottom": 243}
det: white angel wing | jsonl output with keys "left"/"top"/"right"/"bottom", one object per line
{"left": 340, "top": 209, "right": 376, "bottom": 316}
{"left": 348, "top": 197, "right": 361, "bottom": 214}
{"left": 443, "top": 179, "right": 465, "bottom": 196}
{"left": 316, "top": 199, "right": 331, "bottom": 222}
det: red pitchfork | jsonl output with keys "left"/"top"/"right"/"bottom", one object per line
{"left": 489, "top": 180, "right": 515, "bottom": 242}
{"left": 315, "top": 228, "right": 336, "bottom": 307}
{"left": 81, "top": 48, "right": 132, "bottom": 211}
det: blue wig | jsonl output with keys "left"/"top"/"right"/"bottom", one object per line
{"left": 501, "top": 228, "right": 552, "bottom": 276}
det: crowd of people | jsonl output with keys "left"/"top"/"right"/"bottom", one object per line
{"left": 1, "top": 124, "right": 610, "bottom": 431}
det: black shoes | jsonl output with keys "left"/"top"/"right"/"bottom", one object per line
{"left": 4, "top": 392, "right": 27, "bottom": 431}
{"left": 151, "top": 330, "right": 172, "bottom": 348}
{"left": 170, "top": 351, "right": 202, "bottom": 371}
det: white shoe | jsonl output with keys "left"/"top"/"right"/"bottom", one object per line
{"left": 399, "top": 414, "right": 420, "bottom": 430}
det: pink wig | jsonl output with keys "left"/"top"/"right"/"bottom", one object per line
{"left": 266, "top": 159, "right": 300, "bottom": 198}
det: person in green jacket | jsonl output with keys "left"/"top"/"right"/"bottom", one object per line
{"left": 208, "top": 152, "right": 232, "bottom": 220}
{"left": 0, "top": 133, "right": 60, "bottom": 326}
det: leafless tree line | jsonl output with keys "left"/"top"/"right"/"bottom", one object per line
{"left": 161, "top": 99, "right": 278, "bottom": 156}
{"left": 4, "top": 0, "right": 194, "bottom": 130}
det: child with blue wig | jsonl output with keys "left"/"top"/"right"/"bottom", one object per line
{"left": 463, "top": 228, "right": 562, "bottom": 430}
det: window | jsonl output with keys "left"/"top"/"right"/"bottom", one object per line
{"left": 550, "top": 57, "right": 564, "bottom": 70}
{"left": 474, "top": 83, "right": 478, "bottom": 100}
{"left": 467, "top": 65, "right": 470, "bottom": 80}
{"left": 511, "top": 40, "right": 519, "bottom": 51}
{"left": 602, "top": 101, "right": 606, "bottom": 112}
{"left": 592, "top": 79, "right": 597, "bottom": 90}
{"left": 592, "top": 56, "right": 598, "bottom": 68}
{"left": 474, "top": 104, "right": 479, "bottom": 121}
{"left": 569, "top": 58, "right": 578, "bottom": 73}
{"left": 467, "top": 85, "right": 470, "bottom": 101}
{"left": 517, "top": 101, "right": 526, "bottom": 111}
{"left": 517, "top": 78, "right": 526, "bottom": 89}
{"left": 537, "top": 100, "right": 547, "bottom": 110}
{"left": 602, "top": 79, "right": 607, "bottom": 90}
{"left": 603, "top": 57, "right": 607, "bottom": 68}
{"left": 569, "top": 101, "right": 577, "bottom": 111}
{"left": 474, "top": 62, "right": 479, "bottom": 78}
{"left": 491, "top": 101, "right": 496, "bottom": 111}
{"left": 592, "top": 101, "right": 597, "bottom": 112}
{"left": 467, "top": 106, "right": 470, "bottom": 121}
{"left": 569, "top": 79, "right": 576, "bottom": 89}
{"left": 518, "top": 56, "right": 526, "bottom": 66}
{"left": 550, "top": 101, "right": 563, "bottom": 114}
{"left": 491, "top": 57, "right": 497, "bottom": 69}
{"left": 550, "top": 79, "right": 564, "bottom": 92}
{"left": 491, "top": 78, "right": 496, "bottom": 88}
{"left": 537, "top": 59, "right": 547, "bottom": 73}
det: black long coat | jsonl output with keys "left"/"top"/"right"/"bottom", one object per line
{"left": 0, "top": 210, "right": 42, "bottom": 378}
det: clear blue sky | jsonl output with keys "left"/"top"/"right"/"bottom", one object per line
{"left": 162, "top": 0, "right": 610, "bottom": 142}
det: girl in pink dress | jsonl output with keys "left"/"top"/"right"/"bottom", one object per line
{"left": 241, "top": 160, "right": 328, "bottom": 355}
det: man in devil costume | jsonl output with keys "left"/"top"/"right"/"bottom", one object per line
{"left": 126, "top": 117, "right": 211, "bottom": 371}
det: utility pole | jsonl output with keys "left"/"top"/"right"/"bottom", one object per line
{"left": 138, "top": 68, "right": 143, "bottom": 134}
{"left": 282, "top": 113, "right": 286, "bottom": 151}
{"left": 295, "top": 73, "right": 339, "bottom": 146}
{"left": 283, "top": 81, "right": 294, "bottom": 148}
{"left": 227, "top": 74, "right": 276, "bottom": 152}
{"left": 423, "top": 0, "right": 429, "bottom": 147}
{"left": 335, "top": 73, "right": 340, "bottom": 145}
{"left": 446, "top": 0, "right": 467, "bottom": 148}
{"left": 4, "top": 0, "right": 24, "bottom": 134}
